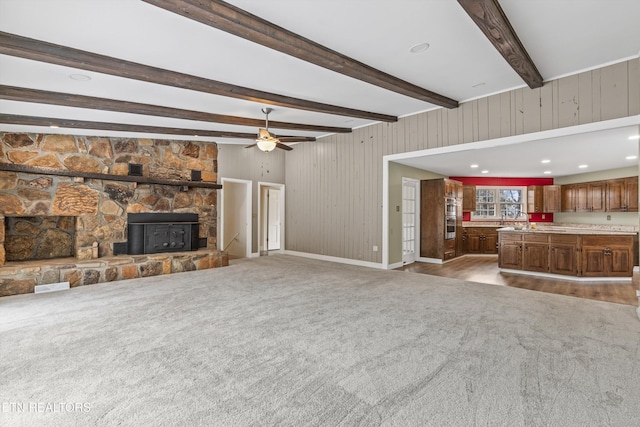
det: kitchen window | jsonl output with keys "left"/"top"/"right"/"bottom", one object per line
{"left": 471, "top": 187, "right": 526, "bottom": 220}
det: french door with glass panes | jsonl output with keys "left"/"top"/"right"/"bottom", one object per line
{"left": 402, "top": 178, "right": 419, "bottom": 264}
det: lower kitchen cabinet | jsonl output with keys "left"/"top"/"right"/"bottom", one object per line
{"left": 466, "top": 227, "right": 499, "bottom": 254}
{"left": 523, "top": 243, "right": 549, "bottom": 272}
{"left": 581, "top": 235, "right": 634, "bottom": 277}
{"left": 498, "top": 232, "right": 522, "bottom": 269}
{"left": 498, "top": 231, "right": 635, "bottom": 278}
{"left": 549, "top": 235, "right": 579, "bottom": 275}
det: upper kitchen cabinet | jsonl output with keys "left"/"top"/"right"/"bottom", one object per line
{"left": 561, "top": 182, "right": 605, "bottom": 212}
{"left": 527, "top": 186, "right": 544, "bottom": 213}
{"left": 606, "top": 177, "right": 638, "bottom": 212}
{"left": 527, "top": 185, "right": 560, "bottom": 213}
{"left": 444, "top": 179, "right": 462, "bottom": 198}
{"left": 543, "top": 185, "right": 561, "bottom": 212}
{"left": 462, "top": 185, "right": 476, "bottom": 212}
{"left": 561, "top": 177, "right": 637, "bottom": 213}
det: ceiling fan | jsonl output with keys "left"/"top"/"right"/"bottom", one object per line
{"left": 245, "top": 108, "right": 293, "bottom": 152}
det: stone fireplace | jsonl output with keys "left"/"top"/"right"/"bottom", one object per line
{"left": 0, "top": 133, "right": 228, "bottom": 296}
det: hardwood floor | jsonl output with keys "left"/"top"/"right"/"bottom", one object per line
{"left": 397, "top": 255, "right": 640, "bottom": 306}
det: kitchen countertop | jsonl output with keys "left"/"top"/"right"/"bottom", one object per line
{"left": 497, "top": 226, "right": 637, "bottom": 236}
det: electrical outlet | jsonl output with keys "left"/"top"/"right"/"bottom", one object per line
{"left": 396, "top": 205, "right": 400, "bottom": 212}
{"left": 373, "top": 245, "right": 378, "bottom": 252}
{"left": 607, "top": 215, "right": 611, "bottom": 221}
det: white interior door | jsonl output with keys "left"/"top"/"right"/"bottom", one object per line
{"left": 267, "top": 188, "right": 280, "bottom": 250}
{"left": 402, "top": 178, "right": 419, "bottom": 264}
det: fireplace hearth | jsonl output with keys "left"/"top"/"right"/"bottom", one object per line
{"left": 124, "top": 213, "right": 200, "bottom": 255}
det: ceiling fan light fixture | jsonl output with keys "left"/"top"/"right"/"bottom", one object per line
{"left": 256, "top": 137, "right": 278, "bottom": 152}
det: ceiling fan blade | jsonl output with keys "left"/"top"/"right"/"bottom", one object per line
{"left": 244, "top": 143, "right": 258, "bottom": 149}
{"left": 278, "top": 137, "right": 315, "bottom": 143}
{"left": 275, "top": 142, "right": 293, "bottom": 151}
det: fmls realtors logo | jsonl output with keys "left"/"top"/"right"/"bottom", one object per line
{"left": 1, "top": 402, "right": 91, "bottom": 413}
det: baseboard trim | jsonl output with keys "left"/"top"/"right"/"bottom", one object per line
{"left": 388, "top": 261, "right": 404, "bottom": 270}
{"left": 417, "top": 257, "right": 444, "bottom": 264}
{"left": 500, "top": 268, "right": 632, "bottom": 282}
{"left": 284, "top": 250, "right": 384, "bottom": 270}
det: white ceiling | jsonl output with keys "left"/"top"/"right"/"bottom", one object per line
{"left": 1, "top": 0, "right": 639, "bottom": 176}
{"left": 395, "top": 125, "right": 640, "bottom": 178}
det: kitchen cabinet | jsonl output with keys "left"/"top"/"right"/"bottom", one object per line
{"left": 457, "top": 223, "right": 467, "bottom": 256}
{"left": 581, "top": 235, "right": 634, "bottom": 277}
{"left": 462, "top": 185, "right": 476, "bottom": 212}
{"left": 606, "top": 177, "right": 638, "bottom": 212}
{"left": 420, "top": 178, "right": 462, "bottom": 261}
{"left": 498, "top": 232, "right": 522, "bottom": 269}
{"left": 561, "top": 177, "right": 637, "bottom": 213}
{"left": 561, "top": 182, "right": 605, "bottom": 212}
{"left": 443, "top": 179, "right": 461, "bottom": 198}
{"left": 522, "top": 234, "right": 549, "bottom": 273}
{"left": 498, "top": 230, "right": 634, "bottom": 278}
{"left": 527, "top": 186, "right": 544, "bottom": 213}
{"left": 528, "top": 185, "right": 560, "bottom": 213}
{"left": 549, "top": 234, "right": 579, "bottom": 276}
{"left": 543, "top": 185, "right": 561, "bottom": 212}
{"left": 466, "top": 227, "right": 498, "bottom": 254}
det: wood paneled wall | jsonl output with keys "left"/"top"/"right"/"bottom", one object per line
{"left": 285, "top": 58, "right": 640, "bottom": 264}
{"left": 217, "top": 144, "right": 285, "bottom": 253}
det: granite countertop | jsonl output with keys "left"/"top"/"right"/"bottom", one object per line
{"left": 465, "top": 221, "right": 638, "bottom": 235}
{"left": 496, "top": 226, "right": 637, "bottom": 236}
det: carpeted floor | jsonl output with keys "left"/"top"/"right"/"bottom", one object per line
{"left": 1, "top": 255, "right": 639, "bottom": 426}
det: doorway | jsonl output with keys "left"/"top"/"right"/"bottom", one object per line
{"left": 259, "top": 182, "right": 285, "bottom": 255}
{"left": 220, "top": 178, "right": 252, "bottom": 259}
{"left": 402, "top": 178, "right": 419, "bottom": 264}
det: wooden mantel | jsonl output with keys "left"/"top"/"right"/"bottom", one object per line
{"left": 0, "top": 163, "right": 222, "bottom": 189}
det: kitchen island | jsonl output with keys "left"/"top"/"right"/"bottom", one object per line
{"left": 498, "top": 226, "right": 637, "bottom": 280}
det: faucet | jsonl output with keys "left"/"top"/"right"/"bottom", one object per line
{"left": 515, "top": 210, "right": 530, "bottom": 229}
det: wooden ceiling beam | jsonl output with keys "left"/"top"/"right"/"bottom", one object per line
{"left": 0, "top": 31, "right": 396, "bottom": 122}
{"left": 457, "top": 0, "right": 543, "bottom": 89}
{"left": 0, "top": 85, "right": 351, "bottom": 134}
{"left": 142, "top": 0, "right": 459, "bottom": 109}
{"left": 0, "top": 113, "right": 316, "bottom": 141}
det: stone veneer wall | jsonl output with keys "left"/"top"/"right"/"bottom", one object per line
{"left": 0, "top": 132, "right": 220, "bottom": 269}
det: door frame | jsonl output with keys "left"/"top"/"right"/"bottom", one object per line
{"left": 220, "top": 177, "right": 252, "bottom": 258}
{"left": 258, "top": 182, "right": 285, "bottom": 255}
{"left": 402, "top": 177, "right": 420, "bottom": 264}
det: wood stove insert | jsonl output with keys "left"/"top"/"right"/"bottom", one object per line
{"left": 126, "top": 213, "right": 200, "bottom": 255}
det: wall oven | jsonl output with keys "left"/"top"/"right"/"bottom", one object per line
{"left": 445, "top": 197, "right": 457, "bottom": 216}
{"left": 445, "top": 215, "right": 456, "bottom": 240}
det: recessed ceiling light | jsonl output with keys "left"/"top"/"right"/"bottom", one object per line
{"left": 625, "top": 155, "right": 637, "bottom": 160}
{"left": 481, "top": 170, "right": 489, "bottom": 174}
{"left": 578, "top": 164, "right": 588, "bottom": 168}
{"left": 541, "top": 159, "right": 550, "bottom": 164}
{"left": 629, "top": 135, "right": 640, "bottom": 140}
{"left": 543, "top": 171, "right": 552, "bottom": 174}
{"left": 471, "top": 82, "right": 485, "bottom": 88}
{"left": 470, "top": 164, "right": 479, "bottom": 168}
{"left": 49, "top": 125, "right": 59, "bottom": 128}
{"left": 409, "top": 42, "right": 430, "bottom": 53}
{"left": 69, "top": 74, "right": 91, "bottom": 81}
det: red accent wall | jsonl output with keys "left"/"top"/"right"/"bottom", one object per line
{"left": 452, "top": 176, "right": 554, "bottom": 223}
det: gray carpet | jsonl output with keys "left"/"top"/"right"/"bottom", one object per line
{"left": 1, "top": 255, "right": 639, "bottom": 427}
